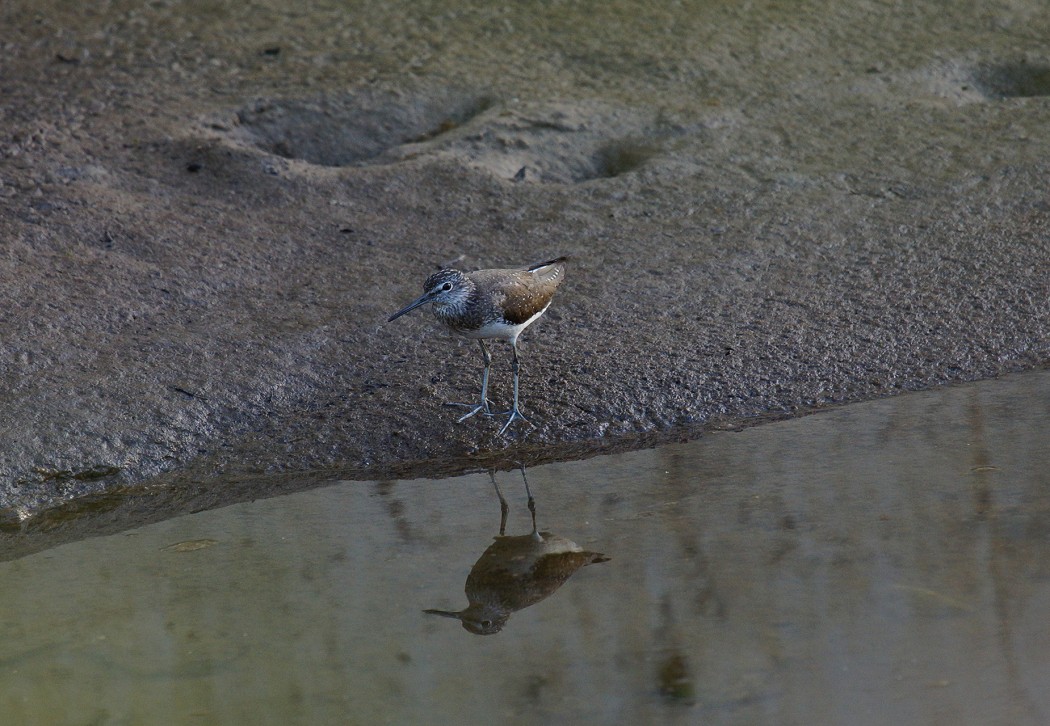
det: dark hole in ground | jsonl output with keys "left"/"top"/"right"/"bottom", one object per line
{"left": 971, "top": 61, "right": 1050, "bottom": 98}
{"left": 586, "top": 139, "right": 656, "bottom": 181}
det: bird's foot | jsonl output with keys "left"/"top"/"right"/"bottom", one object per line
{"left": 496, "top": 407, "right": 532, "bottom": 436}
{"left": 445, "top": 401, "right": 493, "bottom": 422}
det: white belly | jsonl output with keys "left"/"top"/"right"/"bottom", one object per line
{"left": 459, "top": 303, "right": 550, "bottom": 343}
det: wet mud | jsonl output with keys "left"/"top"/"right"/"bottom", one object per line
{"left": 0, "top": 1, "right": 1047, "bottom": 522}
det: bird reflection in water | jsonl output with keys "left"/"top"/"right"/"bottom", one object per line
{"left": 424, "top": 467, "right": 610, "bottom": 635}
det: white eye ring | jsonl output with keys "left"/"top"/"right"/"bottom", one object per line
{"left": 441, "top": 282, "right": 453, "bottom": 291}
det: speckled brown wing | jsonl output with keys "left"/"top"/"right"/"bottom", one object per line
{"left": 488, "top": 259, "right": 567, "bottom": 325}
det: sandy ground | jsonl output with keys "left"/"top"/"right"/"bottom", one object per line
{"left": 0, "top": 0, "right": 1048, "bottom": 520}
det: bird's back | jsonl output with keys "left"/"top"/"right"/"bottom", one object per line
{"left": 469, "top": 258, "right": 567, "bottom": 327}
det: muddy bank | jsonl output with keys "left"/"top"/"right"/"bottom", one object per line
{"left": 0, "top": 0, "right": 1047, "bottom": 520}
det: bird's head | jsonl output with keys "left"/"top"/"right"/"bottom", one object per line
{"left": 423, "top": 604, "right": 508, "bottom": 635}
{"left": 387, "top": 268, "right": 471, "bottom": 322}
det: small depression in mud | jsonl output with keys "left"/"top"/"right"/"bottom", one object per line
{"left": 899, "top": 57, "right": 1050, "bottom": 105}
{"left": 231, "top": 86, "right": 659, "bottom": 183}
{"left": 235, "top": 88, "right": 494, "bottom": 167}
{"left": 970, "top": 60, "right": 1050, "bottom": 99}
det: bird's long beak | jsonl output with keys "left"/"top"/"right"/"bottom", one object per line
{"left": 387, "top": 292, "right": 434, "bottom": 322}
{"left": 422, "top": 608, "right": 464, "bottom": 620}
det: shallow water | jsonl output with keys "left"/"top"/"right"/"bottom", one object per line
{"left": 0, "top": 370, "right": 1048, "bottom": 725}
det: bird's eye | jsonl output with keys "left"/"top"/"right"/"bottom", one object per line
{"left": 441, "top": 282, "right": 453, "bottom": 291}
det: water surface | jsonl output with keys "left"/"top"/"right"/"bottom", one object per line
{"left": 0, "top": 370, "right": 1048, "bottom": 725}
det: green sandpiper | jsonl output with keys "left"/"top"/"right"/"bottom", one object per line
{"left": 387, "top": 257, "right": 568, "bottom": 435}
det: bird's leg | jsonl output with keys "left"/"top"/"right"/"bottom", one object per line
{"left": 450, "top": 340, "right": 493, "bottom": 422}
{"left": 490, "top": 470, "right": 509, "bottom": 536}
{"left": 497, "top": 341, "right": 532, "bottom": 435}
{"left": 520, "top": 464, "right": 537, "bottom": 536}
